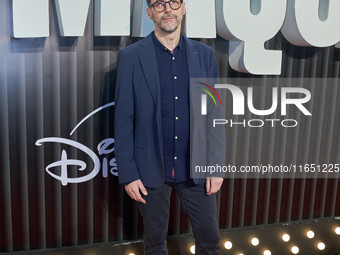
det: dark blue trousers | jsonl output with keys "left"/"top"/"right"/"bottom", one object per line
{"left": 137, "top": 180, "right": 220, "bottom": 255}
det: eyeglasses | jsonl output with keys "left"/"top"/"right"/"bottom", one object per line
{"left": 150, "top": 1, "right": 182, "bottom": 13}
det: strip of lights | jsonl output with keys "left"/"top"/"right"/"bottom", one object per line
{"left": 124, "top": 223, "right": 340, "bottom": 255}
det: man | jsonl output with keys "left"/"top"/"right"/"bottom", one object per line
{"left": 114, "top": 0, "right": 225, "bottom": 254}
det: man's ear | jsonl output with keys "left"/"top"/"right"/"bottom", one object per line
{"left": 182, "top": 1, "right": 186, "bottom": 15}
{"left": 146, "top": 7, "right": 152, "bottom": 20}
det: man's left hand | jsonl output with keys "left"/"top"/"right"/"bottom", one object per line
{"left": 206, "top": 177, "right": 223, "bottom": 195}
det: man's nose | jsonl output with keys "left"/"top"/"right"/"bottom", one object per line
{"left": 164, "top": 2, "right": 172, "bottom": 13}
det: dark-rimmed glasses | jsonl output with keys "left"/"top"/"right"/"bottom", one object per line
{"left": 150, "top": 1, "right": 182, "bottom": 13}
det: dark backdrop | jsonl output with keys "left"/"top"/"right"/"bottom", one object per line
{"left": 1, "top": 0, "right": 340, "bottom": 253}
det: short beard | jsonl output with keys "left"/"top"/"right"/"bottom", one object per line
{"left": 153, "top": 13, "right": 181, "bottom": 33}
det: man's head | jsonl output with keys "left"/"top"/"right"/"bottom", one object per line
{"left": 146, "top": 0, "right": 186, "bottom": 34}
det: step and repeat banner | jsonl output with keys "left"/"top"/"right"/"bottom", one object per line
{"left": 1, "top": 0, "right": 340, "bottom": 253}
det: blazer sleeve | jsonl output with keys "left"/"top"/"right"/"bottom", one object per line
{"left": 114, "top": 49, "right": 140, "bottom": 185}
{"left": 206, "top": 48, "right": 227, "bottom": 177}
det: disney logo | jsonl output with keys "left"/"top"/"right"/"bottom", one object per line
{"left": 35, "top": 102, "right": 117, "bottom": 186}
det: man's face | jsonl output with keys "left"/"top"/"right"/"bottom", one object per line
{"left": 147, "top": 0, "right": 186, "bottom": 33}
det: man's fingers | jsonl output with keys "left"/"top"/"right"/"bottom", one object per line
{"left": 138, "top": 181, "right": 148, "bottom": 196}
{"left": 206, "top": 177, "right": 223, "bottom": 195}
{"left": 207, "top": 187, "right": 218, "bottom": 195}
{"left": 206, "top": 177, "right": 211, "bottom": 194}
{"left": 135, "top": 194, "right": 146, "bottom": 204}
{"left": 127, "top": 188, "right": 146, "bottom": 204}
{"left": 126, "top": 188, "right": 136, "bottom": 201}
{"left": 207, "top": 188, "right": 218, "bottom": 195}
{"left": 125, "top": 179, "right": 147, "bottom": 204}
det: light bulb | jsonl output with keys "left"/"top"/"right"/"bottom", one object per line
{"left": 306, "top": 230, "right": 315, "bottom": 239}
{"left": 224, "top": 241, "right": 232, "bottom": 250}
{"left": 251, "top": 237, "right": 260, "bottom": 246}
{"left": 317, "top": 242, "right": 325, "bottom": 250}
{"left": 190, "top": 245, "right": 195, "bottom": 254}
{"left": 282, "top": 233, "right": 290, "bottom": 242}
{"left": 291, "top": 246, "right": 299, "bottom": 254}
{"left": 335, "top": 227, "right": 340, "bottom": 235}
{"left": 264, "top": 250, "right": 271, "bottom": 255}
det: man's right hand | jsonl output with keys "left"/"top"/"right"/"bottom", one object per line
{"left": 125, "top": 179, "right": 148, "bottom": 204}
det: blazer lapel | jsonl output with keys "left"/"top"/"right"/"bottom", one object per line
{"left": 139, "top": 34, "right": 160, "bottom": 106}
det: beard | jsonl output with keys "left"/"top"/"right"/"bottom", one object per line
{"left": 152, "top": 13, "right": 182, "bottom": 33}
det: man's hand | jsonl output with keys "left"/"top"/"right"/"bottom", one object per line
{"left": 206, "top": 177, "right": 223, "bottom": 195}
{"left": 125, "top": 179, "right": 148, "bottom": 204}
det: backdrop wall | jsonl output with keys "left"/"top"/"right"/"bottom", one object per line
{"left": 1, "top": 0, "right": 340, "bottom": 253}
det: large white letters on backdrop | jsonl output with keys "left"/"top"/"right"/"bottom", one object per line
{"left": 282, "top": 0, "right": 340, "bottom": 47}
{"left": 216, "top": 0, "right": 286, "bottom": 75}
{"left": 13, "top": 0, "right": 49, "bottom": 37}
{"left": 95, "top": 0, "right": 130, "bottom": 36}
{"left": 185, "top": 0, "right": 216, "bottom": 38}
{"left": 12, "top": 0, "right": 340, "bottom": 74}
{"left": 54, "top": 0, "right": 90, "bottom": 36}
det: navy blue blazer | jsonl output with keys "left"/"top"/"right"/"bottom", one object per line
{"left": 114, "top": 33, "right": 226, "bottom": 188}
